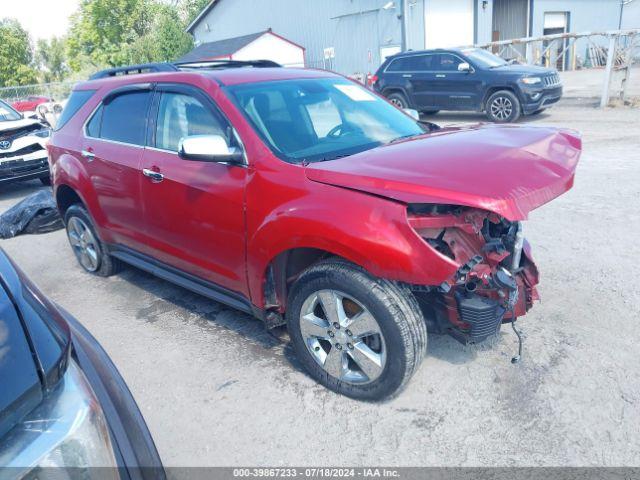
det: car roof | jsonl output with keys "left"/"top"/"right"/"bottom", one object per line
{"left": 387, "top": 48, "right": 472, "bottom": 59}
{"left": 75, "top": 67, "right": 339, "bottom": 91}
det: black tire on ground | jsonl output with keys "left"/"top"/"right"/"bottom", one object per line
{"left": 485, "top": 90, "right": 521, "bottom": 123}
{"left": 286, "top": 258, "right": 427, "bottom": 401}
{"left": 40, "top": 176, "right": 51, "bottom": 186}
{"left": 64, "top": 204, "right": 122, "bottom": 277}
{"left": 386, "top": 92, "right": 409, "bottom": 110}
{"left": 421, "top": 110, "right": 439, "bottom": 115}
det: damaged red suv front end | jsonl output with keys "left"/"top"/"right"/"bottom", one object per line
{"left": 408, "top": 204, "right": 539, "bottom": 344}
{"left": 306, "top": 123, "right": 581, "bottom": 346}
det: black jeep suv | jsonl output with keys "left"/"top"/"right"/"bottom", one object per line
{"left": 371, "top": 48, "right": 562, "bottom": 123}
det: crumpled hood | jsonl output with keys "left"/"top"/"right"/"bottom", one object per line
{"left": 305, "top": 124, "right": 581, "bottom": 221}
{"left": 0, "top": 117, "right": 41, "bottom": 134}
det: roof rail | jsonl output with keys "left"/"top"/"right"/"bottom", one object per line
{"left": 89, "top": 63, "right": 179, "bottom": 80}
{"left": 174, "top": 59, "right": 282, "bottom": 70}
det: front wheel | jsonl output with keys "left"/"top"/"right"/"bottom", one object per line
{"left": 286, "top": 259, "right": 427, "bottom": 401}
{"left": 485, "top": 90, "right": 521, "bottom": 123}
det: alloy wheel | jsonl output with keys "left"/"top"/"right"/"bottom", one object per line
{"left": 389, "top": 97, "right": 404, "bottom": 108}
{"left": 490, "top": 96, "right": 513, "bottom": 120}
{"left": 67, "top": 217, "right": 100, "bottom": 272}
{"left": 299, "top": 289, "right": 387, "bottom": 384}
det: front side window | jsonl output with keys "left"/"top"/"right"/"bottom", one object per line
{"left": 154, "top": 92, "right": 227, "bottom": 152}
{"left": 0, "top": 100, "right": 21, "bottom": 122}
{"left": 228, "top": 78, "right": 423, "bottom": 163}
{"left": 433, "top": 54, "right": 464, "bottom": 71}
{"left": 100, "top": 91, "right": 151, "bottom": 145}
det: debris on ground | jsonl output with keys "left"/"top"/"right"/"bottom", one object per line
{"left": 0, "top": 189, "right": 63, "bottom": 239}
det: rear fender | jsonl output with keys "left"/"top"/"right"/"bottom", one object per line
{"left": 53, "top": 152, "right": 112, "bottom": 242}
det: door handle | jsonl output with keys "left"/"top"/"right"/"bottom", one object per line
{"left": 142, "top": 168, "right": 164, "bottom": 182}
{"left": 402, "top": 74, "right": 412, "bottom": 78}
{"left": 436, "top": 74, "right": 446, "bottom": 78}
{"left": 81, "top": 150, "right": 95, "bottom": 161}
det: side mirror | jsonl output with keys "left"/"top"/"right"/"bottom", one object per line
{"left": 178, "top": 135, "right": 244, "bottom": 164}
{"left": 403, "top": 108, "right": 420, "bottom": 120}
{"left": 458, "top": 62, "right": 472, "bottom": 73}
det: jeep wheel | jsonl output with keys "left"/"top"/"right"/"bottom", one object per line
{"left": 286, "top": 259, "right": 427, "bottom": 400}
{"left": 387, "top": 92, "right": 409, "bottom": 110}
{"left": 486, "top": 90, "right": 521, "bottom": 123}
{"left": 64, "top": 205, "right": 121, "bottom": 276}
{"left": 40, "top": 176, "right": 51, "bottom": 186}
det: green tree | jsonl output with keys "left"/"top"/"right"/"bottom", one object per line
{"left": 66, "top": 0, "right": 153, "bottom": 70}
{"left": 0, "top": 18, "right": 39, "bottom": 87}
{"left": 66, "top": 0, "right": 194, "bottom": 72}
{"left": 181, "top": 0, "right": 211, "bottom": 25}
{"left": 127, "top": 3, "right": 193, "bottom": 64}
{"left": 36, "top": 37, "right": 69, "bottom": 83}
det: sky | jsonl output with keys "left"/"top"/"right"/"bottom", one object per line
{"left": 3, "top": 0, "right": 80, "bottom": 42}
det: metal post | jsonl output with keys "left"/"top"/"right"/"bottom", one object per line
{"left": 600, "top": 35, "right": 618, "bottom": 108}
{"left": 400, "top": 0, "right": 408, "bottom": 52}
{"left": 525, "top": 42, "right": 533, "bottom": 64}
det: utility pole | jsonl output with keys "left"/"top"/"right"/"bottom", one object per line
{"left": 400, "top": 0, "right": 408, "bottom": 51}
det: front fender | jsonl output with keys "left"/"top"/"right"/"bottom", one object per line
{"left": 246, "top": 182, "right": 458, "bottom": 308}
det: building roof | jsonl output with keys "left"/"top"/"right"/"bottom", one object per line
{"left": 176, "top": 30, "right": 270, "bottom": 63}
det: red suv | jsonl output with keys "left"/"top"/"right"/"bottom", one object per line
{"left": 48, "top": 61, "right": 580, "bottom": 400}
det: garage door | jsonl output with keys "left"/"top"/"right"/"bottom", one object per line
{"left": 424, "top": 0, "right": 474, "bottom": 48}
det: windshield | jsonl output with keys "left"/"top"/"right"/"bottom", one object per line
{"left": 0, "top": 100, "right": 22, "bottom": 122}
{"left": 227, "top": 78, "right": 423, "bottom": 163}
{"left": 462, "top": 48, "right": 508, "bottom": 68}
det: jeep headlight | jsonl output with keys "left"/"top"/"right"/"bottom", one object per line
{"left": 0, "top": 362, "right": 119, "bottom": 477}
{"left": 520, "top": 76, "right": 542, "bottom": 85}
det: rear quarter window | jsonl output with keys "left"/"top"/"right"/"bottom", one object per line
{"left": 55, "top": 90, "right": 95, "bottom": 131}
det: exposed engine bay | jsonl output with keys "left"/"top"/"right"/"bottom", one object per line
{"left": 407, "top": 204, "right": 540, "bottom": 347}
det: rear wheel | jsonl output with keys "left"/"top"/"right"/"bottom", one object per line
{"left": 286, "top": 259, "right": 427, "bottom": 401}
{"left": 485, "top": 90, "right": 521, "bottom": 123}
{"left": 64, "top": 205, "right": 121, "bottom": 276}
{"left": 387, "top": 92, "right": 409, "bottom": 110}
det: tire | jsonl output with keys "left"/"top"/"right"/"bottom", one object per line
{"left": 64, "top": 205, "right": 122, "bottom": 277}
{"left": 421, "top": 110, "right": 439, "bottom": 115}
{"left": 485, "top": 90, "right": 521, "bottom": 123}
{"left": 286, "top": 259, "right": 427, "bottom": 401}
{"left": 387, "top": 92, "right": 409, "bottom": 110}
{"left": 40, "top": 176, "right": 51, "bottom": 186}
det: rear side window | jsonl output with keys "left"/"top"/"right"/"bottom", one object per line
{"left": 386, "top": 55, "right": 432, "bottom": 72}
{"left": 55, "top": 90, "right": 95, "bottom": 131}
{"left": 100, "top": 91, "right": 151, "bottom": 145}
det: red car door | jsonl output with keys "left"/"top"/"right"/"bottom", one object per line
{"left": 82, "top": 86, "right": 152, "bottom": 251}
{"left": 139, "top": 83, "right": 248, "bottom": 295}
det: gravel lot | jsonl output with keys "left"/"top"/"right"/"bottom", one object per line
{"left": 1, "top": 103, "right": 639, "bottom": 467}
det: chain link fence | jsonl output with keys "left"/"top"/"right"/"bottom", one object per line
{"left": 0, "top": 81, "right": 77, "bottom": 127}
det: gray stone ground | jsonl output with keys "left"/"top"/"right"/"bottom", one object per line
{"left": 1, "top": 79, "right": 639, "bottom": 467}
